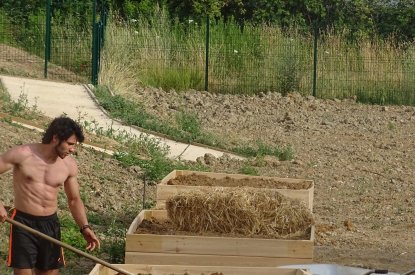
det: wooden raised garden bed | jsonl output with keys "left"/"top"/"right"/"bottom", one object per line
{"left": 125, "top": 210, "right": 314, "bottom": 267}
{"left": 156, "top": 170, "right": 314, "bottom": 210}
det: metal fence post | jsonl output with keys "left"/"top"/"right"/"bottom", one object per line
{"left": 204, "top": 16, "right": 210, "bottom": 92}
{"left": 312, "top": 25, "right": 318, "bottom": 97}
{"left": 100, "top": 6, "right": 107, "bottom": 47}
{"left": 44, "top": 0, "right": 51, "bottom": 78}
{"left": 91, "top": 0, "right": 98, "bottom": 85}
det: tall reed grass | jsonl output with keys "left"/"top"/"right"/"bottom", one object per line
{"left": 100, "top": 8, "right": 415, "bottom": 105}
{"left": 317, "top": 31, "right": 415, "bottom": 104}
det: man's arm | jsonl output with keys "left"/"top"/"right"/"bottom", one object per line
{"left": 64, "top": 162, "right": 100, "bottom": 251}
{"left": 0, "top": 148, "right": 18, "bottom": 222}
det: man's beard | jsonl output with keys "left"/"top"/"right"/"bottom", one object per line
{"left": 54, "top": 142, "right": 68, "bottom": 159}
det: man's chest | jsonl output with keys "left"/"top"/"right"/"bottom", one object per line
{"left": 17, "top": 157, "right": 69, "bottom": 187}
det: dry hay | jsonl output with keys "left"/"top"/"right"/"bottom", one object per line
{"left": 166, "top": 187, "right": 314, "bottom": 238}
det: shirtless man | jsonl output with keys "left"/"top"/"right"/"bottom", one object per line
{"left": 0, "top": 116, "right": 100, "bottom": 275}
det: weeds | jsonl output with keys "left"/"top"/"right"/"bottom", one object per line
{"left": 93, "top": 85, "right": 292, "bottom": 159}
{"left": 175, "top": 110, "right": 201, "bottom": 140}
{"left": 93, "top": 85, "right": 224, "bottom": 148}
{"left": 239, "top": 165, "right": 259, "bottom": 176}
{"left": 0, "top": 83, "right": 42, "bottom": 120}
{"left": 233, "top": 140, "right": 295, "bottom": 160}
{"left": 114, "top": 149, "right": 208, "bottom": 181}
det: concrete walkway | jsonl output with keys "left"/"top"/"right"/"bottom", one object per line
{"left": 0, "top": 75, "right": 241, "bottom": 161}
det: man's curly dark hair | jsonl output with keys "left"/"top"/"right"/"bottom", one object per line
{"left": 42, "top": 116, "right": 85, "bottom": 144}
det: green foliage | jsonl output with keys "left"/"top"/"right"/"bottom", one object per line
{"left": 100, "top": 7, "right": 415, "bottom": 100}
{"left": 100, "top": 218, "right": 127, "bottom": 263}
{"left": 0, "top": 9, "right": 13, "bottom": 44}
{"left": 372, "top": 0, "right": 415, "bottom": 41}
{"left": 167, "top": 0, "right": 226, "bottom": 22}
{"left": 355, "top": 83, "right": 415, "bottom": 106}
{"left": 114, "top": 150, "right": 208, "bottom": 181}
{"left": 277, "top": 54, "right": 303, "bottom": 96}
{"left": 143, "top": 199, "right": 156, "bottom": 209}
{"left": 175, "top": 111, "right": 201, "bottom": 140}
{"left": 233, "top": 140, "right": 295, "bottom": 160}
{"left": 51, "top": 1, "right": 93, "bottom": 29}
{"left": 93, "top": 86, "right": 224, "bottom": 147}
{"left": 59, "top": 207, "right": 140, "bottom": 265}
{"left": 59, "top": 214, "right": 89, "bottom": 259}
{"left": 1, "top": 0, "right": 43, "bottom": 26}
{"left": 144, "top": 67, "right": 204, "bottom": 92}
{"left": 0, "top": 89, "right": 42, "bottom": 120}
{"left": 239, "top": 165, "right": 258, "bottom": 176}
{"left": 3, "top": 0, "right": 415, "bottom": 46}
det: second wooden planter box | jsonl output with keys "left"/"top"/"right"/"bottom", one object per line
{"left": 125, "top": 210, "right": 314, "bottom": 267}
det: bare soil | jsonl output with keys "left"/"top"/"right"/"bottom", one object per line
{"left": 2, "top": 47, "right": 415, "bottom": 273}
{"left": 130, "top": 87, "right": 415, "bottom": 273}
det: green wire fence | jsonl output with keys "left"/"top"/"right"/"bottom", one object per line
{"left": 0, "top": 3, "right": 414, "bottom": 105}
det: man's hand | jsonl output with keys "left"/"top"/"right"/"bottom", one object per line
{"left": 0, "top": 204, "right": 7, "bottom": 223}
{"left": 81, "top": 228, "right": 100, "bottom": 251}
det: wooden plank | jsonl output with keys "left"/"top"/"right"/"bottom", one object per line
{"left": 89, "top": 264, "right": 151, "bottom": 275}
{"left": 151, "top": 265, "right": 309, "bottom": 275}
{"left": 127, "top": 210, "right": 167, "bottom": 234}
{"left": 89, "top": 264, "right": 310, "bottom": 275}
{"left": 126, "top": 210, "right": 144, "bottom": 234}
{"left": 125, "top": 251, "right": 312, "bottom": 266}
{"left": 125, "top": 233, "right": 314, "bottom": 258}
{"left": 88, "top": 264, "right": 101, "bottom": 275}
{"left": 160, "top": 170, "right": 312, "bottom": 184}
{"left": 159, "top": 169, "right": 180, "bottom": 185}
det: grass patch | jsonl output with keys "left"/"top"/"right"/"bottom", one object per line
{"left": 94, "top": 85, "right": 294, "bottom": 160}
{"left": 0, "top": 81, "right": 43, "bottom": 120}
{"left": 144, "top": 67, "right": 204, "bottom": 92}
{"left": 233, "top": 140, "right": 295, "bottom": 160}
{"left": 114, "top": 149, "right": 209, "bottom": 181}
{"left": 93, "top": 86, "right": 224, "bottom": 147}
{"left": 239, "top": 165, "right": 259, "bottom": 176}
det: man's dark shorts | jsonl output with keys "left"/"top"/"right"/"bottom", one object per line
{"left": 8, "top": 209, "right": 65, "bottom": 270}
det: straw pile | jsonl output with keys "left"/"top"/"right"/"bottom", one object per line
{"left": 166, "top": 187, "right": 314, "bottom": 238}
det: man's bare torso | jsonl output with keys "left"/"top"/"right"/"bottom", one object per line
{"left": 13, "top": 144, "right": 74, "bottom": 216}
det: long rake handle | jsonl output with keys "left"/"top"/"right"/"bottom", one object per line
{"left": 5, "top": 217, "right": 135, "bottom": 275}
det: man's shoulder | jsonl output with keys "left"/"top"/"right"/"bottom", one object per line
{"left": 63, "top": 155, "right": 78, "bottom": 172}
{"left": 2, "top": 143, "right": 36, "bottom": 164}
{"left": 8, "top": 143, "right": 34, "bottom": 156}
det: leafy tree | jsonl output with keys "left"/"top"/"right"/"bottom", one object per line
{"left": 166, "top": 0, "right": 226, "bottom": 22}
{"left": 1, "top": 0, "right": 43, "bottom": 26}
{"left": 372, "top": 0, "right": 415, "bottom": 41}
{"left": 108, "top": 0, "right": 164, "bottom": 20}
